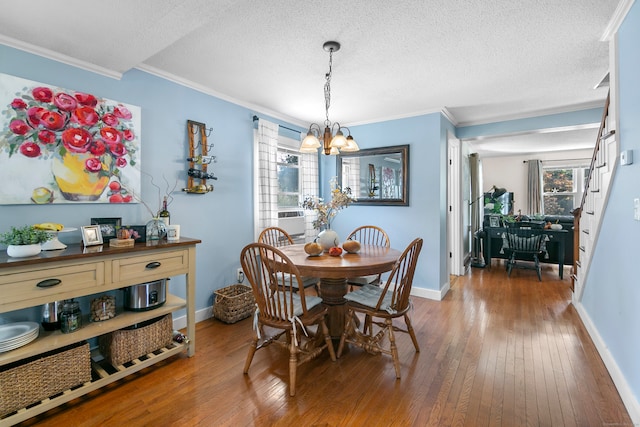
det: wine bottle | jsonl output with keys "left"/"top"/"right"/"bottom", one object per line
{"left": 159, "top": 196, "right": 170, "bottom": 226}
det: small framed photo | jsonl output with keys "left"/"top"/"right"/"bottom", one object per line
{"left": 117, "top": 225, "right": 147, "bottom": 242}
{"left": 91, "top": 217, "right": 122, "bottom": 239}
{"left": 489, "top": 215, "right": 501, "bottom": 228}
{"left": 81, "top": 225, "right": 104, "bottom": 246}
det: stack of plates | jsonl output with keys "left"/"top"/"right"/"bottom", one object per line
{"left": 0, "top": 322, "right": 39, "bottom": 353}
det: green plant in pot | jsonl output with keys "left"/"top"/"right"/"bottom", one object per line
{"left": 501, "top": 214, "right": 517, "bottom": 226}
{"left": 0, "top": 225, "right": 52, "bottom": 257}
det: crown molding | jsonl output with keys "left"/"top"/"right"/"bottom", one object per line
{"left": 136, "top": 64, "right": 308, "bottom": 128}
{"left": 601, "top": 0, "right": 635, "bottom": 41}
{"left": 345, "top": 106, "right": 447, "bottom": 127}
{"left": 456, "top": 100, "right": 606, "bottom": 128}
{"left": 0, "top": 35, "right": 122, "bottom": 80}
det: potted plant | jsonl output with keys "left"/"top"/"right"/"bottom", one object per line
{"left": 0, "top": 225, "right": 52, "bottom": 257}
{"left": 501, "top": 214, "right": 517, "bottom": 227}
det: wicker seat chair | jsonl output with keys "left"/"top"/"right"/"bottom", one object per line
{"left": 346, "top": 225, "right": 391, "bottom": 288}
{"left": 337, "top": 237, "right": 423, "bottom": 379}
{"left": 504, "top": 227, "right": 546, "bottom": 281}
{"left": 258, "top": 227, "right": 319, "bottom": 291}
{"left": 240, "top": 242, "right": 336, "bottom": 396}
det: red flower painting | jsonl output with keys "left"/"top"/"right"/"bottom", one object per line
{"left": 0, "top": 73, "right": 141, "bottom": 204}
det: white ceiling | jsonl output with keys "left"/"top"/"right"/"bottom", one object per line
{"left": 0, "top": 0, "right": 619, "bottom": 155}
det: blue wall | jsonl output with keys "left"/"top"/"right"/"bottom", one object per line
{"left": 582, "top": 1, "right": 640, "bottom": 410}
{"left": 0, "top": 43, "right": 450, "bottom": 322}
{"left": 0, "top": 44, "right": 258, "bottom": 314}
{"left": 322, "top": 114, "right": 449, "bottom": 294}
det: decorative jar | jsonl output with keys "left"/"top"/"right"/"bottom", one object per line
{"left": 60, "top": 299, "right": 82, "bottom": 333}
{"left": 146, "top": 217, "right": 167, "bottom": 240}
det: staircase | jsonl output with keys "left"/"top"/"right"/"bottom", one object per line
{"left": 572, "top": 92, "right": 617, "bottom": 300}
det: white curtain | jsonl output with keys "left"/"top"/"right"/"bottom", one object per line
{"left": 469, "top": 153, "right": 483, "bottom": 259}
{"left": 300, "top": 145, "right": 319, "bottom": 243}
{"left": 254, "top": 119, "right": 279, "bottom": 237}
{"left": 527, "top": 159, "right": 543, "bottom": 214}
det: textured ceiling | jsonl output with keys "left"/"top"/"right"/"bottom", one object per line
{"left": 0, "top": 0, "right": 620, "bottom": 155}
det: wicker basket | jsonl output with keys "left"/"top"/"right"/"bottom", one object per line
{"left": 213, "top": 284, "right": 255, "bottom": 324}
{"left": 0, "top": 341, "right": 91, "bottom": 417}
{"left": 99, "top": 314, "right": 173, "bottom": 366}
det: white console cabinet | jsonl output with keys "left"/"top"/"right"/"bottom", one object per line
{"left": 0, "top": 237, "right": 200, "bottom": 426}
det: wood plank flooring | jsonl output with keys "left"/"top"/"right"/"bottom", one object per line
{"left": 16, "top": 262, "right": 633, "bottom": 426}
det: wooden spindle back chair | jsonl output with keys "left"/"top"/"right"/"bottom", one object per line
{"left": 240, "top": 242, "right": 336, "bottom": 396}
{"left": 337, "top": 237, "right": 423, "bottom": 379}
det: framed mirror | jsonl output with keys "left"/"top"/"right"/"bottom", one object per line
{"left": 337, "top": 144, "right": 409, "bottom": 206}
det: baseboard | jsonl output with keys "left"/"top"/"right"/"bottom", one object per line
{"left": 172, "top": 306, "right": 213, "bottom": 330}
{"left": 573, "top": 300, "right": 640, "bottom": 425}
{"left": 411, "top": 282, "right": 449, "bottom": 301}
{"left": 172, "top": 284, "right": 449, "bottom": 330}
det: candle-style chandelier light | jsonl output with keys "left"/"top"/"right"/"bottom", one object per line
{"left": 299, "top": 41, "right": 359, "bottom": 155}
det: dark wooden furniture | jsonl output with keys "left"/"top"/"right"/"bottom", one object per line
{"left": 278, "top": 244, "right": 401, "bottom": 338}
{"left": 504, "top": 228, "right": 546, "bottom": 281}
{"left": 483, "top": 227, "right": 568, "bottom": 279}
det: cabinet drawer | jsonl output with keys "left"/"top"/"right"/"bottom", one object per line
{"left": 0, "top": 262, "right": 105, "bottom": 310}
{"left": 111, "top": 249, "right": 189, "bottom": 284}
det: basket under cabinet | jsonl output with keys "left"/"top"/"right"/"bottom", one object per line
{"left": 0, "top": 238, "right": 200, "bottom": 426}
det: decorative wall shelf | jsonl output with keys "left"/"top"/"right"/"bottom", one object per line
{"left": 183, "top": 120, "right": 216, "bottom": 194}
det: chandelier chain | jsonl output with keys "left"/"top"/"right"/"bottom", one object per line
{"left": 324, "top": 49, "right": 333, "bottom": 126}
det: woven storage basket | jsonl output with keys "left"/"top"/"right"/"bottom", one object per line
{"left": 213, "top": 284, "right": 255, "bottom": 324}
{"left": 0, "top": 341, "right": 91, "bottom": 417}
{"left": 99, "top": 314, "right": 172, "bottom": 366}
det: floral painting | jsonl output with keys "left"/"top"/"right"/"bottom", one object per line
{"left": 0, "top": 73, "right": 141, "bottom": 204}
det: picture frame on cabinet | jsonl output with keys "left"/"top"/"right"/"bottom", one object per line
{"left": 117, "top": 225, "right": 146, "bottom": 242}
{"left": 91, "top": 217, "right": 122, "bottom": 239}
{"left": 81, "top": 225, "right": 104, "bottom": 247}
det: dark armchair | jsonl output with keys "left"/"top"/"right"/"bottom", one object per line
{"left": 504, "top": 227, "right": 546, "bottom": 281}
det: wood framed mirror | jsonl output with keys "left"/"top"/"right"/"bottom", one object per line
{"left": 337, "top": 144, "right": 409, "bottom": 206}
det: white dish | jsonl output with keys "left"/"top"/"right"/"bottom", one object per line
{"left": 41, "top": 227, "right": 78, "bottom": 251}
{"left": 0, "top": 337, "right": 38, "bottom": 352}
{"left": 0, "top": 322, "right": 39, "bottom": 343}
{"left": 0, "top": 322, "right": 39, "bottom": 352}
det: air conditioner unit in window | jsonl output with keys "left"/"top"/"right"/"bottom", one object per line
{"left": 278, "top": 210, "right": 305, "bottom": 243}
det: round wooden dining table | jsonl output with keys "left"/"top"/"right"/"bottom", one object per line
{"left": 278, "top": 244, "right": 401, "bottom": 339}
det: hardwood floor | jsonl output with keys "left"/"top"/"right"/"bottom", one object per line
{"left": 16, "top": 262, "right": 633, "bottom": 426}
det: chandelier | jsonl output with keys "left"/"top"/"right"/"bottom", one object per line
{"left": 299, "top": 41, "right": 359, "bottom": 155}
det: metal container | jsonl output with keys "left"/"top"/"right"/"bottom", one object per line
{"left": 41, "top": 301, "right": 62, "bottom": 331}
{"left": 123, "top": 279, "right": 167, "bottom": 311}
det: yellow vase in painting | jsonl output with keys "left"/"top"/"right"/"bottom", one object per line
{"left": 51, "top": 153, "right": 109, "bottom": 201}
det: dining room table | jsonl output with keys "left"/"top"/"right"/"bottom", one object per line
{"left": 278, "top": 244, "right": 402, "bottom": 339}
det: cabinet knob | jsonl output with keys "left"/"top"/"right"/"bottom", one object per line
{"left": 146, "top": 262, "right": 162, "bottom": 269}
{"left": 36, "top": 278, "right": 62, "bottom": 288}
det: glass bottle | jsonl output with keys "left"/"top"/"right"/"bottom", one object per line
{"left": 60, "top": 299, "right": 82, "bottom": 333}
{"left": 159, "top": 196, "right": 170, "bottom": 226}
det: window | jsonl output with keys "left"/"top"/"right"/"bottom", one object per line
{"left": 543, "top": 166, "right": 588, "bottom": 215}
{"left": 277, "top": 148, "right": 300, "bottom": 209}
